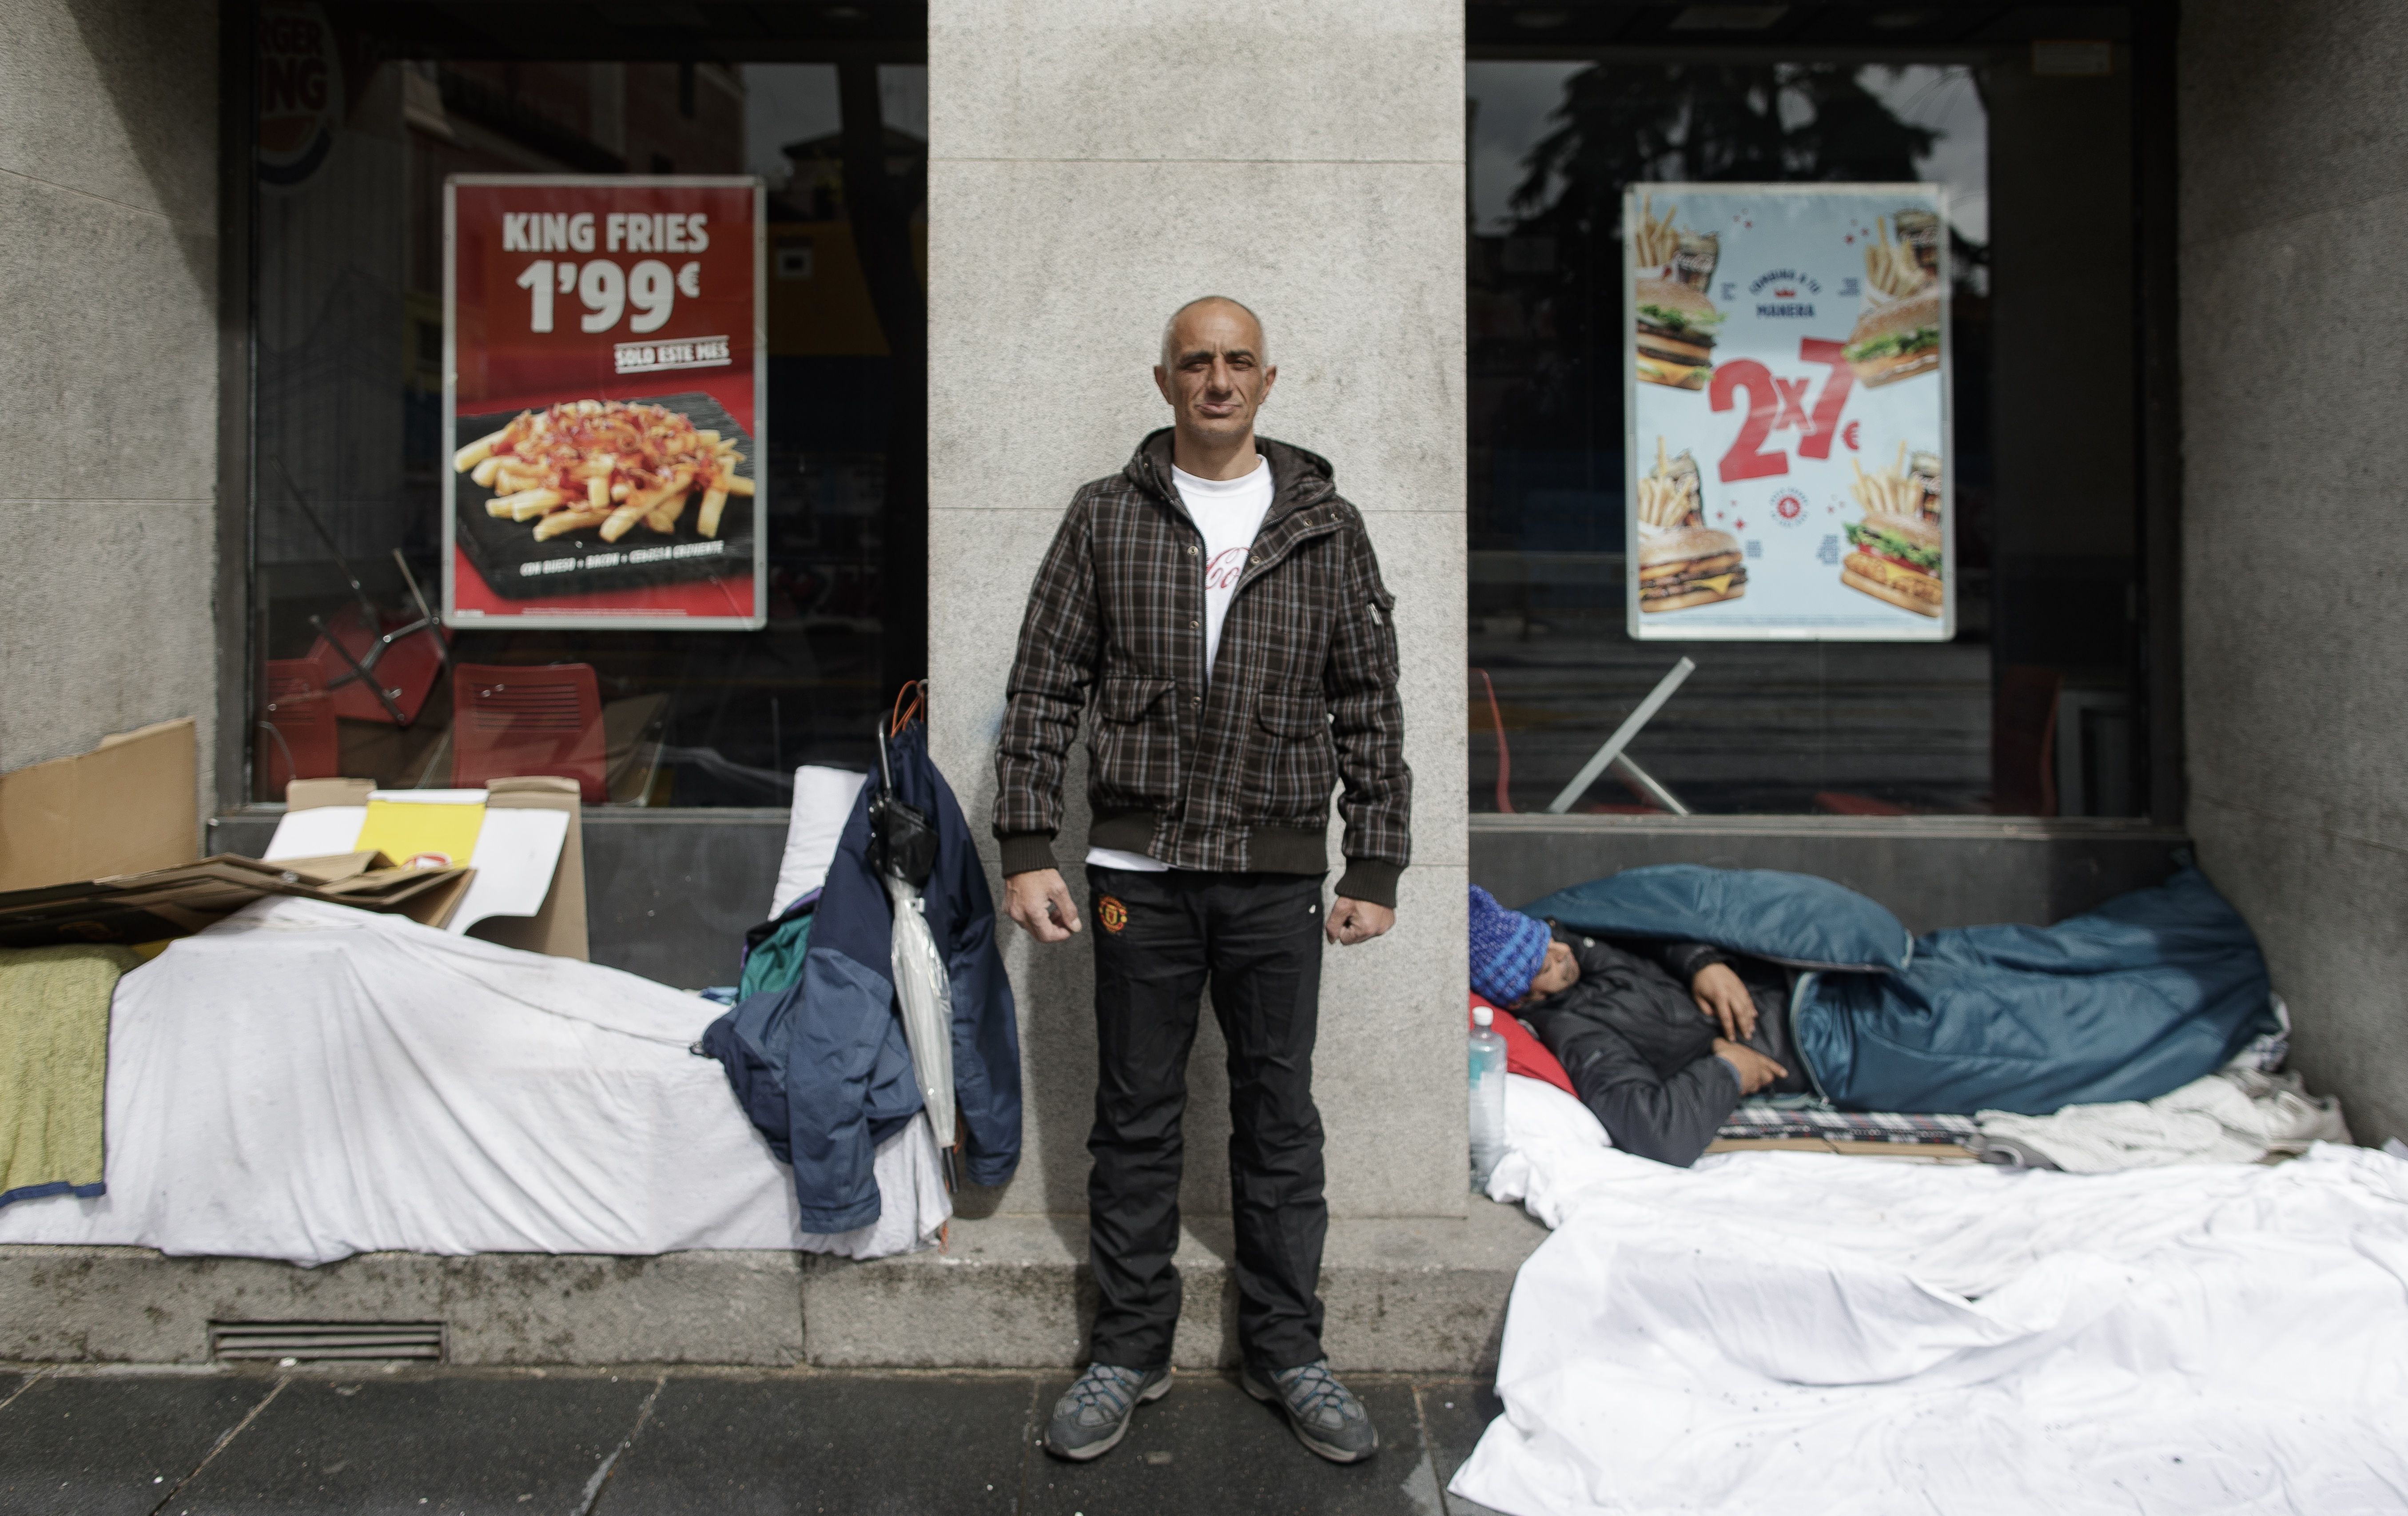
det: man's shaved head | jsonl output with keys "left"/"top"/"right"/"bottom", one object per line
{"left": 1159, "top": 295, "right": 1268, "bottom": 371}
{"left": 1153, "top": 295, "right": 1277, "bottom": 475}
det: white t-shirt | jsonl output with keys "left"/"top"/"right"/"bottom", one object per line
{"left": 1087, "top": 454, "right": 1275, "bottom": 874}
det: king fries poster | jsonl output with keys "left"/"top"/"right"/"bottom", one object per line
{"left": 444, "top": 175, "right": 766, "bottom": 630}
{"left": 1624, "top": 183, "right": 1952, "bottom": 641}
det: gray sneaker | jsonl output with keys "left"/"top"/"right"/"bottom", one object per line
{"left": 1043, "top": 1362, "right": 1172, "bottom": 1461}
{"left": 1241, "top": 1358, "right": 1379, "bottom": 1463}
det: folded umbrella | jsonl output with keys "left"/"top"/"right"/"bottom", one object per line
{"left": 869, "top": 724, "right": 955, "bottom": 1153}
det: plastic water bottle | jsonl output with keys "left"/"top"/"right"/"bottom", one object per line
{"left": 1469, "top": 1006, "right": 1509, "bottom": 1190}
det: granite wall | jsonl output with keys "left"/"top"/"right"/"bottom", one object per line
{"left": 924, "top": 0, "right": 1470, "bottom": 1218}
{"left": 2181, "top": 0, "right": 2408, "bottom": 1146}
{"left": 0, "top": 0, "right": 222, "bottom": 810}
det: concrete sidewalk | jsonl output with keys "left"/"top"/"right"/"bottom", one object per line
{"left": 0, "top": 1363, "right": 1512, "bottom": 1515}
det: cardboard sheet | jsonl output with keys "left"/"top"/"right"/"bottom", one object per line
{"left": 0, "top": 720, "right": 197, "bottom": 892}
{"left": 472, "top": 777, "right": 589, "bottom": 961}
{"left": 448, "top": 808, "right": 571, "bottom": 931}
{"left": 262, "top": 808, "right": 369, "bottom": 862}
{"left": 0, "top": 852, "right": 471, "bottom": 949}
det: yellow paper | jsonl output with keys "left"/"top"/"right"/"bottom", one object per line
{"left": 353, "top": 799, "right": 485, "bottom": 870}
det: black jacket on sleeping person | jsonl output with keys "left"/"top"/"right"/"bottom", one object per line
{"left": 1515, "top": 929, "right": 1798, "bottom": 1168}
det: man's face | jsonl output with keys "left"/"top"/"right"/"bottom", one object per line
{"left": 1515, "top": 939, "right": 1580, "bottom": 1007}
{"left": 1154, "top": 302, "right": 1276, "bottom": 442}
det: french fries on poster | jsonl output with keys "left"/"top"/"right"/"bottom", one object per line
{"left": 442, "top": 175, "right": 766, "bottom": 630}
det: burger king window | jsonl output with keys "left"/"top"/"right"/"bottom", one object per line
{"left": 244, "top": 4, "right": 927, "bottom": 806}
{"left": 1469, "top": 40, "right": 2148, "bottom": 818}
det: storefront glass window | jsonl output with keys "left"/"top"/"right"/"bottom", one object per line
{"left": 1469, "top": 47, "right": 2142, "bottom": 817}
{"left": 248, "top": 5, "right": 925, "bottom": 805}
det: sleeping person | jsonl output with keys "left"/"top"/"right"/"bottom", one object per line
{"left": 1469, "top": 885, "right": 1809, "bottom": 1167}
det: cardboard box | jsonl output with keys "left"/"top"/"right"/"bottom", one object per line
{"left": 0, "top": 719, "right": 197, "bottom": 892}
{"left": 0, "top": 852, "right": 473, "bottom": 951}
{"left": 474, "top": 776, "right": 590, "bottom": 961}
{"left": 276, "top": 776, "right": 589, "bottom": 962}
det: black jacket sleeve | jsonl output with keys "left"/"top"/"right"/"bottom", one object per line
{"left": 1651, "top": 939, "right": 1734, "bottom": 987}
{"left": 1531, "top": 1010, "right": 1743, "bottom": 1169}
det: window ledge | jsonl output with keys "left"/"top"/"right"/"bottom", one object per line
{"left": 1468, "top": 813, "right": 2185, "bottom": 842}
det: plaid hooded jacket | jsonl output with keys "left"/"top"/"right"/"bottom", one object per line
{"left": 994, "top": 430, "right": 1411, "bottom": 907}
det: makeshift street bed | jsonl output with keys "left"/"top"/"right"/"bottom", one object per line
{"left": 0, "top": 708, "right": 1004, "bottom": 1268}
{"left": 1449, "top": 1071, "right": 2408, "bottom": 1515}
{"left": 0, "top": 895, "right": 949, "bottom": 1262}
{"left": 1448, "top": 860, "right": 2404, "bottom": 1515}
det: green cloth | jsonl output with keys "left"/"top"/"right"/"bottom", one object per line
{"left": 738, "top": 911, "right": 815, "bottom": 1003}
{"left": 0, "top": 944, "right": 136, "bottom": 1207}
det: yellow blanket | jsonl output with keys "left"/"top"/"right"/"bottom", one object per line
{"left": 0, "top": 944, "right": 136, "bottom": 1206}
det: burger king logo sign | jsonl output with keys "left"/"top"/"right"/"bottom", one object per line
{"left": 257, "top": 2, "right": 344, "bottom": 190}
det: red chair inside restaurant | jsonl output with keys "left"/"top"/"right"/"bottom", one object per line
{"left": 303, "top": 602, "right": 446, "bottom": 725}
{"left": 259, "top": 657, "right": 339, "bottom": 797}
{"left": 450, "top": 662, "right": 607, "bottom": 803}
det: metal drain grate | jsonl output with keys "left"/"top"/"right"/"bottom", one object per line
{"left": 211, "top": 1321, "right": 446, "bottom": 1362}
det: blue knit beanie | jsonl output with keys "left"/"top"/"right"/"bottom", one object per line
{"left": 1468, "top": 885, "right": 1551, "bottom": 1005}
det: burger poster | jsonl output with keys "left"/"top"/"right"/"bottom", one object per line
{"left": 1624, "top": 184, "right": 1952, "bottom": 641}
{"left": 443, "top": 175, "right": 767, "bottom": 630}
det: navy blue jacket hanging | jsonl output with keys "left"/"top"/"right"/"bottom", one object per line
{"left": 704, "top": 720, "right": 1021, "bottom": 1232}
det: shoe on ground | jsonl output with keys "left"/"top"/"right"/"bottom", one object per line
{"left": 1043, "top": 1362, "right": 1172, "bottom": 1461}
{"left": 1241, "top": 1358, "right": 1379, "bottom": 1463}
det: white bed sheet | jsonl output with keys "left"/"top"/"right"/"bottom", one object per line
{"left": 0, "top": 897, "right": 946, "bottom": 1265}
{"left": 1455, "top": 1076, "right": 2408, "bottom": 1515}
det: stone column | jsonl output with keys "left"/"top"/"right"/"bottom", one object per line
{"left": 0, "top": 0, "right": 222, "bottom": 804}
{"left": 2180, "top": 0, "right": 2408, "bottom": 1149}
{"left": 926, "top": 1, "right": 1469, "bottom": 1221}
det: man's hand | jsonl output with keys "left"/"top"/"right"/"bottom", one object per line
{"left": 1712, "top": 1038, "right": 1788, "bottom": 1096}
{"left": 1692, "top": 962, "right": 1757, "bottom": 1041}
{"left": 1325, "top": 897, "right": 1393, "bottom": 946}
{"left": 1005, "top": 868, "right": 1082, "bottom": 943}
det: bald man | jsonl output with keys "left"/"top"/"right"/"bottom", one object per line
{"left": 996, "top": 297, "right": 1409, "bottom": 1464}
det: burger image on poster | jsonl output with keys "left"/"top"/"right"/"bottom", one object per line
{"left": 1841, "top": 512, "right": 1943, "bottom": 617}
{"left": 1841, "top": 443, "right": 1944, "bottom": 618}
{"left": 1634, "top": 277, "right": 1723, "bottom": 392}
{"left": 1632, "top": 435, "right": 1746, "bottom": 614}
{"left": 1639, "top": 525, "right": 1749, "bottom": 612}
{"left": 1843, "top": 214, "right": 1942, "bottom": 387}
{"left": 1629, "top": 193, "right": 1724, "bottom": 391}
{"left": 1843, "top": 288, "right": 1942, "bottom": 387}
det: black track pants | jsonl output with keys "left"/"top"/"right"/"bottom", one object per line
{"left": 1083, "top": 866, "right": 1329, "bottom": 1373}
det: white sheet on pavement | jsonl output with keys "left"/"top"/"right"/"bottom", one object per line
{"left": 0, "top": 897, "right": 947, "bottom": 1265}
{"left": 1453, "top": 1076, "right": 2408, "bottom": 1515}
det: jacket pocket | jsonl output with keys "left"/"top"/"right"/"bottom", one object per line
{"left": 1245, "top": 686, "right": 1338, "bottom": 822}
{"left": 1087, "top": 675, "right": 1179, "bottom": 808}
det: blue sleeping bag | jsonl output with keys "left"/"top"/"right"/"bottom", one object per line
{"left": 1523, "top": 864, "right": 2277, "bottom": 1115}
{"left": 1524, "top": 864, "right": 1914, "bottom": 971}
{"left": 1796, "top": 868, "right": 2277, "bottom": 1114}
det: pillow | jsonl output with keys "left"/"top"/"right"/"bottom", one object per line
{"left": 768, "top": 766, "right": 870, "bottom": 920}
{"left": 1519, "top": 863, "right": 1912, "bottom": 973}
{"left": 1506, "top": 1072, "right": 1611, "bottom": 1152}
{"left": 1485, "top": 1074, "right": 1613, "bottom": 1210}
{"left": 1471, "top": 993, "right": 1575, "bottom": 1096}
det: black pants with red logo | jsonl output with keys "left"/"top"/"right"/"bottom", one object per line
{"left": 1083, "top": 865, "right": 1329, "bottom": 1373}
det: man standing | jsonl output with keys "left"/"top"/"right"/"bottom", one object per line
{"left": 996, "top": 296, "right": 1409, "bottom": 1464}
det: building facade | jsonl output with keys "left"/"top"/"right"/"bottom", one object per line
{"left": 4, "top": 0, "right": 2403, "bottom": 1360}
